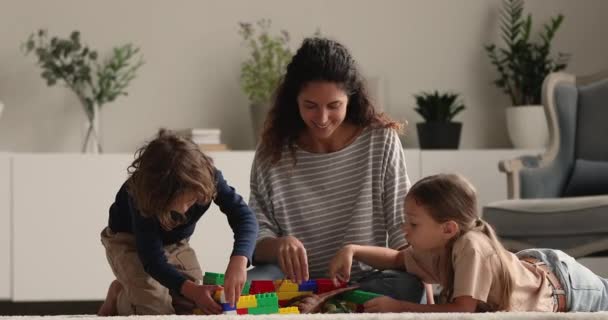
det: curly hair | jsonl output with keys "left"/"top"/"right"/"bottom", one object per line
{"left": 259, "top": 37, "right": 402, "bottom": 164}
{"left": 126, "top": 129, "right": 216, "bottom": 230}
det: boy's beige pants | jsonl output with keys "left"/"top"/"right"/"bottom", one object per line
{"left": 100, "top": 227, "right": 204, "bottom": 315}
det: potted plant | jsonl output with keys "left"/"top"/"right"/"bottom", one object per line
{"left": 414, "top": 91, "right": 466, "bottom": 149}
{"left": 238, "top": 19, "right": 292, "bottom": 146}
{"left": 23, "top": 29, "right": 144, "bottom": 153}
{"left": 485, "top": 0, "right": 569, "bottom": 148}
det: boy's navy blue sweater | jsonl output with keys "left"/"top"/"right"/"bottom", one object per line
{"left": 108, "top": 169, "right": 258, "bottom": 293}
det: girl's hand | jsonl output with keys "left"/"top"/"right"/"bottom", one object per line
{"left": 277, "top": 236, "right": 309, "bottom": 284}
{"left": 223, "top": 255, "right": 248, "bottom": 307}
{"left": 364, "top": 296, "right": 408, "bottom": 313}
{"left": 189, "top": 283, "right": 222, "bottom": 315}
{"left": 328, "top": 245, "right": 355, "bottom": 286}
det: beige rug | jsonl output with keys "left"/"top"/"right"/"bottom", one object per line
{"left": 2, "top": 313, "right": 608, "bottom": 319}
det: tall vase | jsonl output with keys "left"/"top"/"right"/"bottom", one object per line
{"left": 82, "top": 103, "right": 102, "bottom": 154}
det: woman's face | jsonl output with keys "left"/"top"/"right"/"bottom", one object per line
{"left": 297, "top": 81, "right": 349, "bottom": 141}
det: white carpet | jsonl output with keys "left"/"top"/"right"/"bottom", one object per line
{"left": 2, "top": 313, "right": 608, "bottom": 320}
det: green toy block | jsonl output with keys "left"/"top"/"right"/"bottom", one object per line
{"left": 241, "top": 281, "right": 251, "bottom": 295}
{"left": 255, "top": 292, "right": 278, "bottom": 306}
{"left": 248, "top": 293, "right": 279, "bottom": 315}
{"left": 203, "top": 272, "right": 224, "bottom": 285}
{"left": 340, "top": 290, "right": 383, "bottom": 304}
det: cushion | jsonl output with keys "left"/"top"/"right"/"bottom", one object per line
{"left": 563, "top": 159, "right": 608, "bottom": 197}
{"left": 483, "top": 195, "right": 608, "bottom": 257}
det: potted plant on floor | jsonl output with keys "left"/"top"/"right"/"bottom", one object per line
{"left": 238, "top": 19, "right": 292, "bottom": 146}
{"left": 485, "top": 0, "right": 569, "bottom": 149}
{"left": 23, "top": 29, "right": 144, "bottom": 153}
{"left": 414, "top": 91, "right": 466, "bottom": 149}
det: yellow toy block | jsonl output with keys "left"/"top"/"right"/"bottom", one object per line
{"left": 279, "top": 307, "right": 300, "bottom": 314}
{"left": 213, "top": 289, "right": 226, "bottom": 303}
{"left": 277, "top": 291, "right": 313, "bottom": 300}
{"left": 236, "top": 295, "right": 257, "bottom": 309}
{"left": 274, "top": 279, "right": 299, "bottom": 292}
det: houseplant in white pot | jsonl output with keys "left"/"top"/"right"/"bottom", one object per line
{"left": 414, "top": 91, "right": 466, "bottom": 149}
{"left": 23, "top": 29, "right": 144, "bottom": 153}
{"left": 486, "top": 0, "right": 569, "bottom": 149}
{"left": 238, "top": 19, "right": 292, "bottom": 147}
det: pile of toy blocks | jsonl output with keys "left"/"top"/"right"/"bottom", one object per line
{"left": 196, "top": 272, "right": 384, "bottom": 315}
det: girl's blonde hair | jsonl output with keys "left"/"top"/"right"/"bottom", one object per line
{"left": 406, "top": 173, "right": 513, "bottom": 311}
{"left": 127, "top": 129, "right": 216, "bottom": 230}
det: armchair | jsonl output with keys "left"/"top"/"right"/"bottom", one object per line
{"left": 484, "top": 70, "right": 608, "bottom": 258}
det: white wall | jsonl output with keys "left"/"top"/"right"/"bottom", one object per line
{"left": 0, "top": 0, "right": 606, "bottom": 152}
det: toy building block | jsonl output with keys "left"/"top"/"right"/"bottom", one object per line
{"left": 249, "top": 280, "right": 275, "bottom": 294}
{"left": 274, "top": 279, "right": 299, "bottom": 292}
{"left": 316, "top": 279, "right": 346, "bottom": 294}
{"left": 236, "top": 308, "right": 249, "bottom": 315}
{"left": 279, "top": 306, "right": 300, "bottom": 314}
{"left": 248, "top": 293, "right": 279, "bottom": 315}
{"left": 221, "top": 302, "right": 236, "bottom": 313}
{"left": 213, "top": 288, "right": 226, "bottom": 303}
{"left": 299, "top": 280, "right": 318, "bottom": 293}
{"left": 242, "top": 281, "right": 251, "bottom": 295}
{"left": 341, "top": 289, "right": 383, "bottom": 304}
{"left": 203, "top": 272, "right": 225, "bottom": 285}
{"left": 236, "top": 295, "right": 257, "bottom": 309}
{"left": 277, "top": 291, "right": 313, "bottom": 301}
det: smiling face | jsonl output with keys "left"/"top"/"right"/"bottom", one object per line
{"left": 297, "top": 81, "right": 349, "bottom": 141}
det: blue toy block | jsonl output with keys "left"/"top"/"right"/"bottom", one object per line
{"left": 299, "top": 280, "right": 318, "bottom": 293}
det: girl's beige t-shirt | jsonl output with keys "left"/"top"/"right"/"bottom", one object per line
{"left": 402, "top": 231, "right": 555, "bottom": 311}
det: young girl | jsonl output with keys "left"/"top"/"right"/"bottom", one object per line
{"left": 329, "top": 173, "right": 608, "bottom": 312}
{"left": 97, "top": 129, "right": 258, "bottom": 316}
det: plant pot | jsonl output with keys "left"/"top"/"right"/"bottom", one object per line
{"left": 505, "top": 105, "right": 548, "bottom": 149}
{"left": 417, "top": 122, "right": 462, "bottom": 149}
{"left": 250, "top": 102, "right": 271, "bottom": 147}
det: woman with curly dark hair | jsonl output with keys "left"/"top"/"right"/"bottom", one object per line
{"left": 248, "top": 37, "right": 425, "bottom": 303}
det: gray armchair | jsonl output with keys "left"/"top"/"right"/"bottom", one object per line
{"left": 484, "top": 70, "right": 608, "bottom": 258}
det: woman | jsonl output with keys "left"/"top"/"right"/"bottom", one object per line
{"left": 247, "top": 37, "right": 425, "bottom": 303}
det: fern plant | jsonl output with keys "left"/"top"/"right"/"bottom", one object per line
{"left": 485, "top": 0, "right": 569, "bottom": 106}
{"left": 238, "top": 19, "right": 292, "bottom": 106}
{"left": 414, "top": 91, "right": 466, "bottom": 123}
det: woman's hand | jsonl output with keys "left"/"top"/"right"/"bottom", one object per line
{"left": 328, "top": 244, "right": 356, "bottom": 286}
{"left": 277, "top": 235, "right": 309, "bottom": 283}
{"left": 181, "top": 280, "right": 222, "bottom": 315}
{"left": 223, "top": 255, "right": 248, "bottom": 307}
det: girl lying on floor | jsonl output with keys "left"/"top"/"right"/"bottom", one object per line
{"left": 329, "top": 173, "right": 608, "bottom": 312}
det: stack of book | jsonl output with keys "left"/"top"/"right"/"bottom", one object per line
{"left": 176, "top": 128, "right": 228, "bottom": 151}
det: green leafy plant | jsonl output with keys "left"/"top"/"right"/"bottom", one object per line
{"left": 485, "top": 0, "right": 569, "bottom": 106}
{"left": 238, "top": 19, "right": 292, "bottom": 105}
{"left": 414, "top": 91, "right": 466, "bottom": 123}
{"left": 23, "top": 29, "right": 144, "bottom": 151}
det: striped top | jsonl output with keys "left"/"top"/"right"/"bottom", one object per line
{"left": 249, "top": 127, "right": 410, "bottom": 279}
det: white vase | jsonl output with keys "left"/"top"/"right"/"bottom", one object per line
{"left": 505, "top": 105, "right": 548, "bottom": 149}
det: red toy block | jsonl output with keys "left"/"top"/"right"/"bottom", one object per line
{"left": 249, "top": 280, "right": 275, "bottom": 294}
{"left": 236, "top": 308, "right": 249, "bottom": 315}
{"left": 315, "top": 278, "right": 346, "bottom": 294}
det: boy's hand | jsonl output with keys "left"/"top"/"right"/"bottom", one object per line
{"left": 328, "top": 244, "right": 355, "bottom": 286}
{"left": 181, "top": 281, "right": 222, "bottom": 315}
{"left": 277, "top": 235, "right": 309, "bottom": 284}
{"left": 364, "top": 296, "right": 407, "bottom": 313}
{"left": 224, "top": 255, "right": 248, "bottom": 307}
